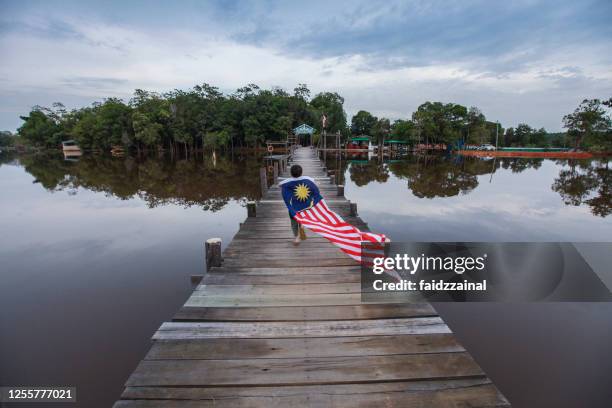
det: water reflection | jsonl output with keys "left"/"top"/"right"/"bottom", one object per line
{"left": 552, "top": 160, "right": 610, "bottom": 217}
{"left": 324, "top": 153, "right": 610, "bottom": 217}
{"left": 15, "top": 152, "right": 262, "bottom": 211}
{"left": 3, "top": 151, "right": 610, "bottom": 218}
{"left": 0, "top": 151, "right": 263, "bottom": 408}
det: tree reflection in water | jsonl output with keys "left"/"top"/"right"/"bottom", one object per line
{"left": 552, "top": 159, "right": 610, "bottom": 217}
{"left": 16, "top": 152, "right": 262, "bottom": 212}
{"left": 344, "top": 153, "right": 610, "bottom": 217}
{"left": 4, "top": 151, "right": 610, "bottom": 218}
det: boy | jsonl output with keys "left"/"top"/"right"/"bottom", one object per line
{"left": 279, "top": 164, "right": 320, "bottom": 246}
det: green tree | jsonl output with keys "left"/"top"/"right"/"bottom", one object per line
{"left": 514, "top": 123, "right": 533, "bottom": 146}
{"left": 130, "top": 89, "right": 170, "bottom": 151}
{"left": 293, "top": 83, "right": 311, "bottom": 101}
{"left": 18, "top": 108, "right": 62, "bottom": 147}
{"left": 466, "top": 107, "right": 486, "bottom": 144}
{"left": 132, "top": 111, "right": 163, "bottom": 150}
{"left": 310, "top": 92, "right": 347, "bottom": 134}
{"left": 391, "top": 119, "right": 417, "bottom": 144}
{"left": 504, "top": 127, "right": 515, "bottom": 146}
{"left": 530, "top": 127, "right": 548, "bottom": 147}
{"left": 412, "top": 102, "right": 467, "bottom": 145}
{"left": 372, "top": 118, "right": 391, "bottom": 146}
{"left": 563, "top": 98, "right": 611, "bottom": 149}
{"left": 351, "top": 110, "right": 377, "bottom": 135}
{"left": 0, "top": 131, "right": 16, "bottom": 147}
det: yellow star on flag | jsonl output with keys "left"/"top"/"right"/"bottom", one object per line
{"left": 294, "top": 183, "right": 311, "bottom": 201}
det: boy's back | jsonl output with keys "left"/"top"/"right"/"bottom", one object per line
{"left": 279, "top": 164, "right": 320, "bottom": 244}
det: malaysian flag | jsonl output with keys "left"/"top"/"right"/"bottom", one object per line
{"left": 280, "top": 175, "right": 387, "bottom": 263}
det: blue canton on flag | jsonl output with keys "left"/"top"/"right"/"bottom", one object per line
{"left": 279, "top": 176, "right": 321, "bottom": 217}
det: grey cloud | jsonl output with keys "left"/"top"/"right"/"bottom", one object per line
{"left": 61, "top": 77, "right": 129, "bottom": 90}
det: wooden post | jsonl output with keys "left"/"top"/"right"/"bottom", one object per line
{"left": 337, "top": 185, "right": 344, "bottom": 196}
{"left": 322, "top": 167, "right": 326, "bottom": 173}
{"left": 350, "top": 202, "right": 357, "bottom": 216}
{"left": 273, "top": 161, "right": 279, "bottom": 184}
{"left": 260, "top": 167, "right": 267, "bottom": 196}
{"left": 205, "top": 238, "right": 222, "bottom": 271}
{"left": 247, "top": 201, "right": 256, "bottom": 217}
{"left": 384, "top": 238, "right": 391, "bottom": 257}
{"left": 329, "top": 174, "right": 335, "bottom": 185}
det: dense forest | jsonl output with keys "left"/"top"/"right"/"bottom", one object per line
{"left": 2, "top": 83, "right": 611, "bottom": 152}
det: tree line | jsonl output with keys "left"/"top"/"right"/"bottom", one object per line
{"left": 12, "top": 84, "right": 346, "bottom": 154}
{"left": 352, "top": 98, "right": 611, "bottom": 151}
{"left": 4, "top": 82, "right": 611, "bottom": 152}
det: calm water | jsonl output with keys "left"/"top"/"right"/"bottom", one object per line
{"left": 0, "top": 151, "right": 611, "bottom": 407}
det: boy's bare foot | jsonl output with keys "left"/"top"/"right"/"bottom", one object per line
{"left": 293, "top": 236, "right": 301, "bottom": 246}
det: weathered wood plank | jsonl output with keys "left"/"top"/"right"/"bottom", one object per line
{"left": 146, "top": 334, "right": 462, "bottom": 360}
{"left": 173, "top": 304, "right": 437, "bottom": 321}
{"left": 207, "top": 266, "right": 361, "bottom": 275}
{"left": 194, "top": 283, "right": 361, "bottom": 295}
{"left": 225, "top": 241, "right": 344, "bottom": 249}
{"left": 221, "top": 249, "right": 348, "bottom": 257}
{"left": 221, "top": 258, "right": 359, "bottom": 268}
{"left": 183, "top": 293, "right": 409, "bottom": 307}
{"left": 154, "top": 317, "right": 450, "bottom": 339}
{"left": 126, "top": 352, "right": 482, "bottom": 387}
{"left": 200, "top": 273, "right": 360, "bottom": 285}
{"left": 117, "top": 379, "right": 509, "bottom": 408}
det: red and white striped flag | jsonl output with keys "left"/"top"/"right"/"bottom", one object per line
{"left": 294, "top": 198, "right": 387, "bottom": 263}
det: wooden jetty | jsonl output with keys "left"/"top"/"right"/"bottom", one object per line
{"left": 114, "top": 147, "right": 509, "bottom": 407}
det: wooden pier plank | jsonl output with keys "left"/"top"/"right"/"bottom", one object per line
{"left": 145, "top": 333, "right": 464, "bottom": 360}
{"left": 118, "top": 379, "right": 509, "bottom": 408}
{"left": 126, "top": 353, "right": 484, "bottom": 387}
{"left": 183, "top": 293, "right": 413, "bottom": 307}
{"left": 173, "top": 303, "right": 438, "bottom": 321}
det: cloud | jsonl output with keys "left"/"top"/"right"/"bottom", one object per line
{"left": 0, "top": 0, "right": 611, "bottom": 131}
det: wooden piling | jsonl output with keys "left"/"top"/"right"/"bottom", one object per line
{"left": 337, "top": 185, "right": 344, "bottom": 196}
{"left": 350, "top": 201, "right": 357, "bottom": 216}
{"left": 190, "top": 275, "right": 203, "bottom": 285}
{"left": 273, "top": 161, "right": 279, "bottom": 184}
{"left": 247, "top": 201, "right": 256, "bottom": 218}
{"left": 260, "top": 167, "right": 267, "bottom": 196}
{"left": 204, "top": 238, "right": 222, "bottom": 271}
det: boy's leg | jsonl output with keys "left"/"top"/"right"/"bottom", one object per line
{"left": 290, "top": 217, "right": 301, "bottom": 245}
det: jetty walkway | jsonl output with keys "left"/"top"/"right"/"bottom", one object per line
{"left": 114, "top": 146, "right": 508, "bottom": 407}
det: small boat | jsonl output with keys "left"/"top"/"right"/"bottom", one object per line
{"left": 62, "top": 140, "right": 82, "bottom": 156}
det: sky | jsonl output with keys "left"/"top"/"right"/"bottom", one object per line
{"left": 1, "top": 0, "right": 611, "bottom": 132}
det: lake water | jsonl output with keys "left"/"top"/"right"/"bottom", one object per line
{"left": 1, "top": 151, "right": 611, "bottom": 407}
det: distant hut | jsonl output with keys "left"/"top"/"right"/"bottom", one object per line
{"left": 293, "top": 124, "right": 315, "bottom": 146}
